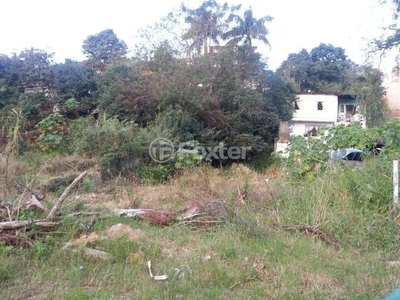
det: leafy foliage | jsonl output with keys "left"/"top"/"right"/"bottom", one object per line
{"left": 378, "top": 119, "right": 400, "bottom": 163}
{"left": 93, "top": 61, "right": 154, "bottom": 125}
{"left": 82, "top": 29, "right": 127, "bottom": 68}
{"left": 52, "top": 59, "right": 97, "bottom": 117}
{"left": 35, "top": 113, "right": 67, "bottom": 154}
{"left": 68, "top": 113, "right": 176, "bottom": 181}
{"left": 277, "top": 44, "right": 351, "bottom": 93}
{"left": 0, "top": 54, "right": 20, "bottom": 108}
{"left": 285, "top": 120, "right": 400, "bottom": 181}
{"left": 0, "top": 1, "right": 388, "bottom": 177}
{"left": 17, "top": 47, "right": 55, "bottom": 90}
{"left": 372, "top": 1, "right": 400, "bottom": 56}
{"left": 68, "top": 114, "right": 138, "bottom": 156}
{"left": 175, "top": 140, "right": 203, "bottom": 169}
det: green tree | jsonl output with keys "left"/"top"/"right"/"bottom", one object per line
{"left": 17, "top": 92, "right": 49, "bottom": 126}
{"left": 11, "top": 49, "right": 57, "bottom": 125}
{"left": 222, "top": 8, "right": 273, "bottom": 47}
{"left": 17, "top": 48, "right": 55, "bottom": 90}
{"left": 53, "top": 59, "right": 96, "bottom": 101}
{"left": 82, "top": 29, "right": 127, "bottom": 67}
{"left": 134, "top": 12, "right": 189, "bottom": 61}
{"left": 372, "top": 1, "right": 400, "bottom": 76}
{"left": 260, "top": 70, "right": 296, "bottom": 121}
{"left": 0, "top": 54, "right": 21, "bottom": 106}
{"left": 209, "top": 46, "right": 294, "bottom": 154}
{"left": 346, "top": 65, "right": 387, "bottom": 127}
{"left": 35, "top": 113, "right": 67, "bottom": 154}
{"left": 277, "top": 49, "right": 311, "bottom": 92}
{"left": 52, "top": 59, "right": 97, "bottom": 117}
{"left": 277, "top": 44, "right": 350, "bottom": 93}
{"left": 94, "top": 61, "right": 155, "bottom": 125}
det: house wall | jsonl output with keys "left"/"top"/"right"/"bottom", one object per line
{"left": 290, "top": 121, "right": 334, "bottom": 136}
{"left": 293, "top": 94, "right": 338, "bottom": 123}
{"left": 291, "top": 94, "right": 338, "bottom": 136}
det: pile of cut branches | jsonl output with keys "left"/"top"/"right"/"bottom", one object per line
{"left": 0, "top": 171, "right": 87, "bottom": 245}
{"left": 114, "top": 200, "right": 230, "bottom": 230}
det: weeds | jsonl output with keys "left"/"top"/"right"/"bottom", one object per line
{"left": 0, "top": 154, "right": 399, "bottom": 299}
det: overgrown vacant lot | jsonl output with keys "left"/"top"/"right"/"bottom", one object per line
{"left": 1, "top": 154, "right": 399, "bottom": 299}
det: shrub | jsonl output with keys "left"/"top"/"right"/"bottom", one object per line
{"left": 35, "top": 113, "right": 67, "bottom": 154}
{"left": 68, "top": 113, "right": 138, "bottom": 156}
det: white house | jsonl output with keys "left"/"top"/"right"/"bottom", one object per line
{"left": 290, "top": 94, "right": 366, "bottom": 136}
{"left": 291, "top": 94, "right": 338, "bottom": 136}
{"left": 274, "top": 93, "right": 365, "bottom": 155}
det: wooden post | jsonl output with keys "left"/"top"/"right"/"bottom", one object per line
{"left": 394, "top": 160, "right": 398, "bottom": 216}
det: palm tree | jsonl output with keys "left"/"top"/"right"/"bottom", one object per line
{"left": 222, "top": 8, "right": 273, "bottom": 48}
{"left": 181, "top": 0, "right": 240, "bottom": 55}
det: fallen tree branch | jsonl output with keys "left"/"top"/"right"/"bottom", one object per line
{"left": 282, "top": 224, "right": 339, "bottom": 249}
{"left": 115, "top": 201, "right": 228, "bottom": 227}
{"left": 68, "top": 212, "right": 104, "bottom": 217}
{"left": 46, "top": 171, "right": 87, "bottom": 220}
{"left": 0, "top": 219, "right": 58, "bottom": 230}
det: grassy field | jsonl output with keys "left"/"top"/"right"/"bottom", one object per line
{"left": 1, "top": 153, "right": 399, "bottom": 299}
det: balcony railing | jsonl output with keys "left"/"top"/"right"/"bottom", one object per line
{"left": 337, "top": 114, "right": 364, "bottom": 123}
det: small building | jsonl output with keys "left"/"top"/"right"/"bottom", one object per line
{"left": 290, "top": 94, "right": 365, "bottom": 137}
{"left": 275, "top": 93, "right": 366, "bottom": 154}
{"left": 291, "top": 94, "right": 338, "bottom": 136}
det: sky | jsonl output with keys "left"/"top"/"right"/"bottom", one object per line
{"left": 0, "top": 0, "right": 396, "bottom": 71}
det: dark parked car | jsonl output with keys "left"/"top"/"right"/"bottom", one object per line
{"left": 329, "top": 148, "right": 363, "bottom": 161}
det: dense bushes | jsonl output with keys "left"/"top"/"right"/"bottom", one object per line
{"left": 67, "top": 113, "right": 175, "bottom": 182}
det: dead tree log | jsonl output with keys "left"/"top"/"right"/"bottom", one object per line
{"left": 0, "top": 172, "right": 87, "bottom": 230}
{"left": 0, "top": 220, "right": 58, "bottom": 230}
{"left": 46, "top": 171, "right": 87, "bottom": 220}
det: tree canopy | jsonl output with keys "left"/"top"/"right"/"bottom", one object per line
{"left": 181, "top": 0, "right": 239, "bottom": 55}
{"left": 0, "top": 0, "right": 389, "bottom": 165}
{"left": 82, "top": 29, "right": 127, "bottom": 65}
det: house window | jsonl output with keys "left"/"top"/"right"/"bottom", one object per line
{"left": 317, "top": 101, "right": 323, "bottom": 111}
{"left": 339, "top": 104, "right": 345, "bottom": 113}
